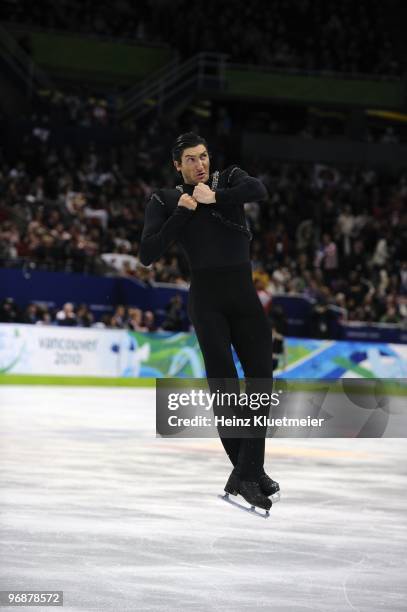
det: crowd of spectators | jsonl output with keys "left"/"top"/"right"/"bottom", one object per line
{"left": 0, "top": 298, "right": 189, "bottom": 332}
{"left": 0, "top": 114, "right": 177, "bottom": 275}
{"left": 14, "top": 90, "right": 406, "bottom": 149}
{"left": 247, "top": 162, "right": 407, "bottom": 327}
{"left": 1, "top": 2, "right": 405, "bottom": 334}
{"left": 33, "top": 87, "right": 118, "bottom": 128}
{"left": 163, "top": 0, "right": 403, "bottom": 77}
{"left": 1, "top": 104, "right": 406, "bottom": 329}
{"left": 245, "top": 110, "right": 406, "bottom": 145}
{"left": 2, "top": 0, "right": 404, "bottom": 77}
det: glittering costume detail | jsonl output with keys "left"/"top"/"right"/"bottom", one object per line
{"left": 210, "top": 211, "right": 253, "bottom": 240}
{"left": 212, "top": 168, "right": 252, "bottom": 240}
{"left": 211, "top": 170, "right": 219, "bottom": 190}
{"left": 152, "top": 193, "right": 165, "bottom": 206}
{"left": 175, "top": 172, "right": 251, "bottom": 239}
{"left": 228, "top": 166, "right": 239, "bottom": 185}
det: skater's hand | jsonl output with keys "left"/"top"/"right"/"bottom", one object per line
{"left": 193, "top": 183, "right": 216, "bottom": 204}
{"left": 178, "top": 194, "right": 197, "bottom": 210}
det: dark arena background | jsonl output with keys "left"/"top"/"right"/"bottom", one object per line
{"left": 0, "top": 1, "right": 406, "bottom": 611}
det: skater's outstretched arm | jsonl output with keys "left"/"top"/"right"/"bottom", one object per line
{"left": 139, "top": 193, "right": 196, "bottom": 266}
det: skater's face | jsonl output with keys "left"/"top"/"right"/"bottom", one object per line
{"left": 174, "top": 144, "right": 210, "bottom": 185}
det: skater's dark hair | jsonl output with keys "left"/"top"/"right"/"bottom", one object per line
{"left": 171, "top": 132, "right": 208, "bottom": 162}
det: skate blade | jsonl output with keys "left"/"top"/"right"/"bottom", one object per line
{"left": 218, "top": 494, "right": 270, "bottom": 518}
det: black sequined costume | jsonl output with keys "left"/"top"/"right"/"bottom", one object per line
{"left": 140, "top": 166, "right": 273, "bottom": 479}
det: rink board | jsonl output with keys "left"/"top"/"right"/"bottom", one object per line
{"left": 0, "top": 324, "right": 406, "bottom": 382}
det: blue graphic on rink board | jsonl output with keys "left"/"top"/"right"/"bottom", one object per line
{"left": 281, "top": 339, "right": 407, "bottom": 379}
{"left": 0, "top": 324, "right": 406, "bottom": 379}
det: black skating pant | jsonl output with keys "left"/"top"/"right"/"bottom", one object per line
{"left": 187, "top": 262, "right": 274, "bottom": 480}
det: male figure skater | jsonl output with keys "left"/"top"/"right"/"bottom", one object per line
{"left": 140, "top": 132, "right": 279, "bottom": 511}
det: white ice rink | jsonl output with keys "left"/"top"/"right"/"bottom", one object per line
{"left": 0, "top": 385, "right": 406, "bottom": 612}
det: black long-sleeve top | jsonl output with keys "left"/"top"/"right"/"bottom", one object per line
{"left": 139, "top": 166, "right": 267, "bottom": 270}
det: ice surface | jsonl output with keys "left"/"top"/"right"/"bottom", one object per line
{"left": 0, "top": 386, "right": 406, "bottom": 611}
